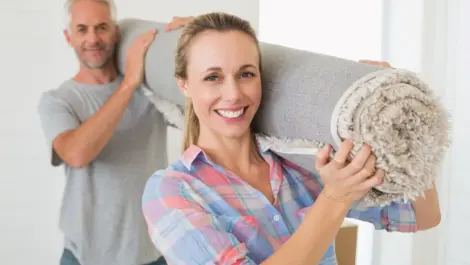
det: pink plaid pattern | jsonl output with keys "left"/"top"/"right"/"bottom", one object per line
{"left": 142, "top": 144, "right": 417, "bottom": 265}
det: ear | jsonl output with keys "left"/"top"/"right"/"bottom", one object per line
{"left": 176, "top": 78, "right": 189, "bottom": 97}
{"left": 63, "top": 29, "right": 72, "bottom": 47}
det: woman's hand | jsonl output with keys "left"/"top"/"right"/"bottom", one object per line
{"left": 315, "top": 140, "right": 383, "bottom": 205}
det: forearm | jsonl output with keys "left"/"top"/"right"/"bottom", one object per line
{"left": 56, "top": 83, "right": 136, "bottom": 167}
{"left": 412, "top": 183, "right": 441, "bottom": 230}
{"left": 262, "top": 193, "right": 350, "bottom": 265}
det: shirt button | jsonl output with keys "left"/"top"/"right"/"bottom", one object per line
{"left": 273, "top": 215, "right": 281, "bottom": 222}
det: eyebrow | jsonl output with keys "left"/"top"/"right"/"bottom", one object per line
{"left": 75, "top": 22, "right": 109, "bottom": 29}
{"left": 203, "top": 64, "right": 257, "bottom": 73}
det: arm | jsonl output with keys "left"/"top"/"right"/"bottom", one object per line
{"left": 288, "top": 145, "right": 438, "bottom": 232}
{"left": 47, "top": 84, "right": 136, "bottom": 168}
{"left": 263, "top": 193, "right": 350, "bottom": 265}
{"left": 347, "top": 199, "right": 418, "bottom": 232}
{"left": 411, "top": 183, "right": 441, "bottom": 230}
{"left": 142, "top": 170, "right": 352, "bottom": 265}
{"left": 39, "top": 29, "right": 157, "bottom": 168}
{"left": 347, "top": 185, "right": 440, "bottom": 232}
{"left": 37, "top": 86, "right": 134, "bottom": 168}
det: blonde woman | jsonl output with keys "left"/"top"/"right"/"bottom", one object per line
{"left": 142, "top": 12, "right": 441, "bottom": 265}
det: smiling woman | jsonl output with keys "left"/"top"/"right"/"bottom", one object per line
{"left": 175, "top": 27, "right": 262, "bottom": 149}
{"left": 140, "top": 12, "right": 433, "bottom": 265}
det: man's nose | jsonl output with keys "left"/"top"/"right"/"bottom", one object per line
{"left": 85, "top": 30, "right": 99, "bottom": 44}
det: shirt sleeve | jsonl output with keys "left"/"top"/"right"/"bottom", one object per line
{"left": 346, "top": 200, "right": 418, "bottom": 232}
{"left": 141, "top": 170, "right": 257, "bottom": 265}
{"left": 37, "top": 91, "right": 80, "bottom": 166}
{"left": 285, "top": 160, "right": 417, "bottom": 232}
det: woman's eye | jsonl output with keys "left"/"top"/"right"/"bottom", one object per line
{"left": 240, "top": 72, "right": 255, "bottom": 78}
{"left": 204, "top": 75, "right": 218, "bottom": 81}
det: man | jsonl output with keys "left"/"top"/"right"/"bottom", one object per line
{"left": 37, "top": 0, "right": 192, "bottom": 264}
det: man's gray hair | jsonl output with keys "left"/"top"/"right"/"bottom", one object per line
{"left": 64, "top": 0, "right": 117, "bottom": 32}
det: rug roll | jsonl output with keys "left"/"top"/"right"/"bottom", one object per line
{"left": 116, "top": 18, "right": 450, "bottom": 207}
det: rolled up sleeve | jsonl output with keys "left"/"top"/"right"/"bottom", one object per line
{"left": 347, "top": 201, "right": 418, "bottom": 232}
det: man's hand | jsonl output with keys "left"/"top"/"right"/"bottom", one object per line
{"left": 164, "top": 16, "right": 194, "bottom": 32}
{"left": 359, "top": 59, "right": 392, "bottom": 68}
{"left": 123, "top": 29, "right": 157, "bottom": 90}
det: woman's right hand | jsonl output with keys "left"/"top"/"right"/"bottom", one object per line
{"left": 315, "top": 140, "right": 383, "bottom": 205}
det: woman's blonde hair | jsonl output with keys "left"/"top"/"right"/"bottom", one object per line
{"left": 174, "top": 12, "right": 261, "bottom": 151}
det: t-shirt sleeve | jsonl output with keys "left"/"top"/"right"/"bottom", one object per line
{"left": 37, "top": 91, "right": 80, "bottom": 166}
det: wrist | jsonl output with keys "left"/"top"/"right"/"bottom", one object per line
{"left": 320, "top": 188, "right": 354, "bottom": 208}
{"left": 304, "top": 190, "right": 351, "bottom": 223}
{"left": 120, "top": 79, "right": 139, "bottom": 93}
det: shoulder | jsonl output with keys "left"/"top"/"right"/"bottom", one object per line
{"left": 38, "top": 80, "right": 80, "bottom": 108}
{"left": 143, "top": 161, "right": 197, "bottom": 199}
{"left": 142, "top": 161, "right": 208, "bottom": 215}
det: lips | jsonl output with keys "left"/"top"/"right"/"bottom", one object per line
{"left": 215, "top": 107, "right": 246, "bottom": 118}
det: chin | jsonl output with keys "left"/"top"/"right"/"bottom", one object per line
{"left": 213, "top": 126, "right": 251, "bottom": 139}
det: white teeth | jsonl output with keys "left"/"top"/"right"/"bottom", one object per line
{"left": 217, "top": 108, "right": 244, "bottom": 118}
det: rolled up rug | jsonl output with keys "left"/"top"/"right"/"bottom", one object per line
{"left": 116, "top": 18, "right": 451, "bottom": 207}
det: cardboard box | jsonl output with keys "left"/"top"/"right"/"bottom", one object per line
{"left": 335, "top": 220, "right": 358, "bottom": 265}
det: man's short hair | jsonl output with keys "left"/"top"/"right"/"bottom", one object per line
{"left": 64, "top": 0, "right": 117, "bottom": 32}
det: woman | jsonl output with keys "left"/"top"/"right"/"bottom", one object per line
{"left": 142, "top": 12, "right": 441, "bottom": 265}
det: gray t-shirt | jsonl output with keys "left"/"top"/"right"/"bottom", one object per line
{"left": 37, "top": 75, "right": 168, "bottom": 265}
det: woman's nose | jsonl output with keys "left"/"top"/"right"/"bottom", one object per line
{"left": 221, "top": 78, "right": 242, "bottom": 102}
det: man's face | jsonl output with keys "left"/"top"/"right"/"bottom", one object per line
{"left": 65, "top": 0, "right": 118, "bottom": 69}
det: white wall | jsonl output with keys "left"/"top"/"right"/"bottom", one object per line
{"left": 0, "top": 1, "right": 258, "bottom": 264}
{"left": 428, "top": 0, "right": 470, "bottom": 264}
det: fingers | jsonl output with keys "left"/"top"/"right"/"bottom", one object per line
{"left": 344, "top": 154, "right": 376, "bottom": 186}
{"left": 315, "top": 144, "right": 332, "bottom": 171}
{"left": 143, "top": 29, "right": 157, "bottom": 46}
{"left": 165, "top": 16, "right": 193, "bottom": 32}
{"left": 332, "top": 140, "right": 354, "bottom": 165}
{"left": 133, "top": 29, "right": 157, "bottom": 50}
{"left": 353, "top": 169, "right": 384, "bottom": 192}
{"left": 342, "top": 144, "right": 372, "bottom": 176}
{"left": 359, "top": 60, "right": 392, "bottom": 68}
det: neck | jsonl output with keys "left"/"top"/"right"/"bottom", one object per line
{"left": 197, "top": 129, "right": 263, "bottom": 174}
{"left": 74, "top": 61, "right": 118, "bottom": 85}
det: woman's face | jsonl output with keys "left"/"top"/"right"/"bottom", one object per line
{"left": 179, "top": 30, "right": 262, "bottom": 140}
